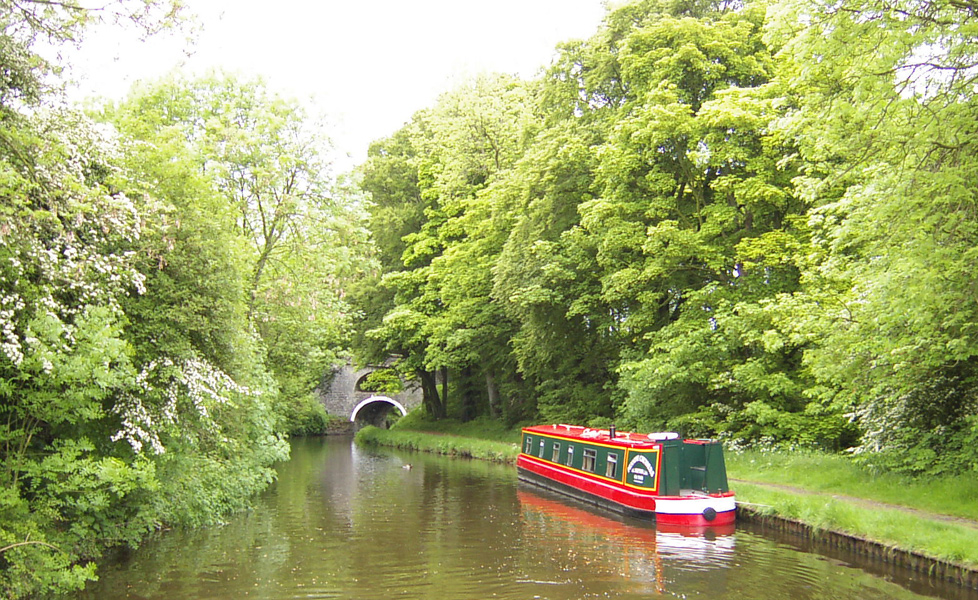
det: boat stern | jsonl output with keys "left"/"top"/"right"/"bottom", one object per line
{"left": 653, "top": 492, "right": 737, "bottom": 527}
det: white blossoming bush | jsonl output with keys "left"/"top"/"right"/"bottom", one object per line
{"left": 111, "top": 356, "right": 259, "bottom": 455}
{"left": 0, "top": 108, "right": 153, "bottom": 597}
{"left": 0, "top": 105, "right": 286, "bottom": 597}
{"left": 1, "top": 111, "right": 143, "bottom": 355}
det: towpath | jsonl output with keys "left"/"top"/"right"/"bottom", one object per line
{"left": 730, "top": 477, "right": 978, "bottom": 531}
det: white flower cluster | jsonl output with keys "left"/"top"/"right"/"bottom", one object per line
{"left": 0, "top": 108, "right": 147, "bottom": 370}
{"left": 0, "top": 295, "right": 26, "bottom": 365}
{"left": 34, "top": 108, "right": 124, "bottom": 190}
{"left": 180, "top": 356, "right": 257, "bottom": 419}
{"left": 111, "top": 356, "right": 258, "bottom": 455}
{"left": 110, "top": 394, "right": 167, "bottom": 455}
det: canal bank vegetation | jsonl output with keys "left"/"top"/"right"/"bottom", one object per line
{"left": 355, "top": 425, "right": 519, "bottom": 463}
{"left": 734, "top": 483, "right": 978, "bottom": 569}
{"left": 729, "top": 451, "right": 978, "bottom": 570}
{"left": 728, "top": 451, "right": 978, "bottom": 523}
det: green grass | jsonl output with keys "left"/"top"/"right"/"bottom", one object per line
{"left": 735, "top": 482, "right": 978, "bottom": 567}
{"left": 354, "top": 425, "right": 520, "bottom": 463}
{"left": 727, "top": 450, "right": 978, "bottom": 521}
{"left": 391, "top": 412, "right": 524, "bottom": 443}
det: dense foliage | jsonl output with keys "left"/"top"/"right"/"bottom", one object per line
{"left": 3, "top": 0, "right": 978, "bottom": 595}
{"left": 0, "top": 2, "right": 368, "bottom": 596}
{"left": 354, "top": 0, "right": 978, "bottom": 476}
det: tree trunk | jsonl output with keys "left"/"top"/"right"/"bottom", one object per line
{"left": 417, "top": 369, "right": 445, "bottom": 419}
{"left": 440, "top": 367, "right": 449, "bottom": 415}
{"left": 485, "top": 369, "right": 500, "bottom": 418}
{"left": 459, "top": 365, "right": 478, "bottom": 422}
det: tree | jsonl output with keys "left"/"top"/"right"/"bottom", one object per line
{"left": 103, "top": 73, "right": 370, "bottom": 416}
{"left": 357, "top": 75, "right": 537, "bottom": 420}
{"left": 491, "top": 121, "right": 616, "bottom": 424}
{"left": 566, "top": 2, "right": 826, "bottom": 440}
{"left": 0, "top": 104, "right": 167, "bottom": 597}
{"left": 766, "top": 0, "right": 978, "bottom": 469}
{"left": 0, "top": 5, "right": 201, "bottom": 595}
{"left": 0, "top": 0, "right": 186, "bottom": 46}
{"left": 0, "top": 8, "right": 370, "bottom": 593}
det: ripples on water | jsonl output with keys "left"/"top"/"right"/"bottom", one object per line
{"left": 77, "top": 437, "right": 976, "bottom": 600}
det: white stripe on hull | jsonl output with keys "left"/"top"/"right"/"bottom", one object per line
{"left": 655, "top": 495, "right": 736, "bottom": 515}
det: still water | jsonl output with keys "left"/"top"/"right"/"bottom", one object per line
{"left": 79, "top": 437, "right": 975, "bottom": 600}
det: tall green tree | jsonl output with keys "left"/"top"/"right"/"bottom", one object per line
{"left": 103, "top": 73, "right": 369, "bottom": 418}
{"left": 768, "top": 0, "right": 978, "bottom": 469}
{"left": 491, "top": 121, "right": 614, "bottom": 424}
{"left": 572, "top": 1, "right": 826, "bottom": 441}
{"left": 357, "top": 75, "right": 536, "bottom": 420}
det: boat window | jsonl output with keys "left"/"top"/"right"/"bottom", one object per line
{"left": 566, "top": 446, "right": 574, "bottom": 467}
{"left": 539, "top": 439, "right": 545, "bottom": 457}
{"left": 606, "top": 453, "right": 618, "bottom": 479}
{"left": 582, "top": 448, "right": 596, "bottom": 472}
{"left": 524, "top": 436, "right": 533, "bottom": 454}
{"left": 551, "top": 442, "right": 560, "bottom": 463}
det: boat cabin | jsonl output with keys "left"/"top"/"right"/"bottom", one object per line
{"left": 520, "top": 424, "right": 730, "bottom": 496}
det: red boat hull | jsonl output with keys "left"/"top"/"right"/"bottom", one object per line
{"left": 518, "top": 454, "right": 735, "bottom": 527}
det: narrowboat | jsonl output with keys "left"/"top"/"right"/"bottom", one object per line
{"left": 517, "top": 424, "right": 736, "bottom": 526}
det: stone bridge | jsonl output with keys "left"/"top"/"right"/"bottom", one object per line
{"left": 317, "top": 361, "right": 423, "bottom": 430}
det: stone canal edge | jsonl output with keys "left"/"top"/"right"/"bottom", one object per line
{"left": 731, "top": 478, "right": 978, "bottom": 591}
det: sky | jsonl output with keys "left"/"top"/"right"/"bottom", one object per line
{"left": 67, "top": 0, "right": 610, "bottom": 168}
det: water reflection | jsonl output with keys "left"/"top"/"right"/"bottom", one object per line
{"left": 517, "top": 486, "right": 736, "bottom": 596}
{"left": 75, "top": 437, "right": 976, "bottom": 600}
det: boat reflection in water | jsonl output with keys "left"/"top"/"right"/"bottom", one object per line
{"left": 517, "top": 485, "right": 736, "bottom": 595}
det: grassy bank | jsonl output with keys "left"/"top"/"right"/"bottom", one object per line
{"left": 727, "top": 450, "right": 978, "bottom": 568}
{"left": 354, "top": 425, "right": 520, "bottom": 463}
{"left": 391, "top": 413, "right": 523, "bottom": 443}
{"left": 734, "top": 482, "right": 978, "bottom": 566}
{"left": 727, "top": 450, "right": 978, "bottom": 522}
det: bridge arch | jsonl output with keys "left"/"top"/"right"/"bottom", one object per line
{"left": 350, "top": 396, "right": 407, "bottom": 427}
{"left": 351, "top": 395, "right": 408, "bottom": 423}
{"left": 317, "top": 360, "right": 423, "bottom": 431}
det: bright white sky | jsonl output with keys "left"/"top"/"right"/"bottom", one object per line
{"left": 67, "top": 0, "right": 609, "bottom": 168}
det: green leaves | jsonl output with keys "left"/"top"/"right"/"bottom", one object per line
{"left": 354, "top": 0, "right": 815, "bottom": 429}
{"left": 763, "top": 0, "right": 978, "bottom": 460}
{"left": 354, "top": 74, "right": 542, "bottom": 420}
{"left": 619, "top": 8, "right": 771, "bottom": 111}
{"left": 105, "top": 72, "right": 371, "bottom": 420}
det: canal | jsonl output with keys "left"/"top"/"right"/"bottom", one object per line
{"left": 78, "top": 437, "right": 977, "bottom": 599}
